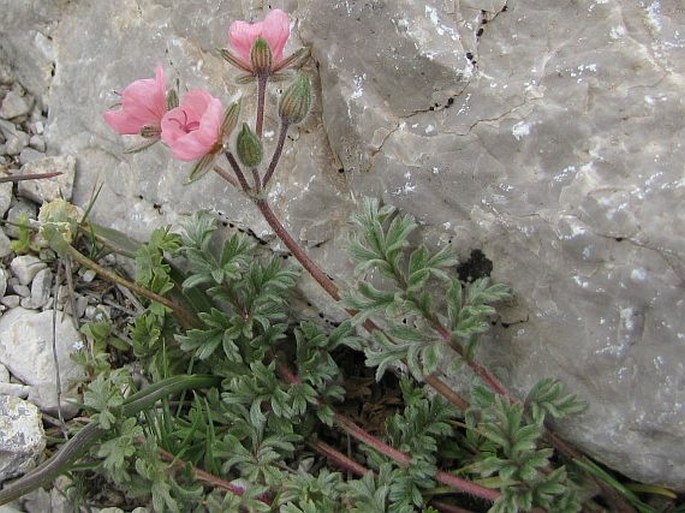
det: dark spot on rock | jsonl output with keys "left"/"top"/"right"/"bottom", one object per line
{"left": 457, "top": 249, "right": 493, "bottom": 282}
{"left": 615, "top": 237, "right": 624, "bottom": 242}
{"left": 338, "top": 167, "right": 345, "bottom": 174}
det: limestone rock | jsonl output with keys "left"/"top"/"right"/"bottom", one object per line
{"left": 18, "top": 154, "right": 76, "bottom": 203}
{"left": 0, "top": 307, "right": 84, "bottom": 417}
{"left": 0, "top": 181, "right": 12, "bottom": 216}
{"left": 0, "top": 88, "right": 34, "bottom": 120}
{"left": 2, "top": 0, "right": 684, "bottom": 490}
{"left": 9, "top": 254, "right": 46, "bottom": 286}
{"left": 0, "top": 394, "right": 46, "bottom": 482}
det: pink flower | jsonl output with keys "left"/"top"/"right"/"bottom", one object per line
{"left": 160, "top": 89, "right": 224, "bottom": 162}
{"left": 104, "top": 66, "right": 167, "bottom": 135}
{"left": 228, "top": 9, "right": 290, "bottom": 72}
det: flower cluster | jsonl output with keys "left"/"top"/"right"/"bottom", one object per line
{"left": 104, "top": 66, "right": 224, "bottom": 162}
{"left": 104, "top": 8, "right": 309, "bottom": 169}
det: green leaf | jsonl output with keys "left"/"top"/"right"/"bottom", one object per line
{"left": 526, "top": 378, "right": 587, "bottom": 424}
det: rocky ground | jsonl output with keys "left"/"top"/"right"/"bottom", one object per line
{"left": 0, "top": 67, "right": 144, "bottom": 513}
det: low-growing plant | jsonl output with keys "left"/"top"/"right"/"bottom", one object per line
{"left": 1, "top": 7, "right": 676, "bottom": 513}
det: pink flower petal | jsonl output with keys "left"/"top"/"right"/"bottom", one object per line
{"left": 161, "top": 89, "right": 224, "bottom": 162}
{"left": 228, "top": 9, "right": 290, "bottom": 68}
{"left": 104, "top": 66, "right": 167, "bottom": 135}
{"left": 261, "top": 9, "right": 290, "bottom": 63}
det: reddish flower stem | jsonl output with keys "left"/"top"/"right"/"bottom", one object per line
{"left": 262, "top": 120, "right": 289, "bottom": 187}
{"left": 424, "top": 374, "right": 470, "bottom": 411}
{"left": 307, "top": 439, "right": 368, "bottom": 476}
{"left": 254, "top": 197, "right": 341, "bottom": 301}
{"left": 278, "top": 364, "right": 500, "bottom": 503}
{"left": 431, "top": 322, "right": 513, "bottom": 400}
{"left": 156, "top": 445, "right": 257, "bottom": 500}
{"left": 255, "top": 73, "right": 268, "bottom": 139}
{"left": 250, "top": 167, "right": 262, "bottom": 193}
{"left": 225, "top": 151, "right": 252, "bottom": 192}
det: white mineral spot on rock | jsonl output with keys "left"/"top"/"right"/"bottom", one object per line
{"left": 645, "top": 1, "right": 663, "bottom": 32}
{"left": 620, "top": 307, "right": 635, "bottom": 331}
{"left": 573, "top": 275, "right": 590, "bottom": 288}
{"left": 511, "top": 121, "right": 531, "bottom": 140}
{"left": 609, "top": 25, "right": 627, "bottom": 40}
{"left": 630, "top": 268, "right": 647, "bottom": 282}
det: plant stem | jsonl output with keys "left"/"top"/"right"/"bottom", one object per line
{"left": 254, "top": 197, "right": 341, "bottom": 301}
{"left": 65, "top": 245, "right": 195, "bottom": 327}
{"left": 431, "top": 321, "right": 512, "bottom": 399}
{"left": 213, "top": 165, "right": 240, "bottom": 189}
{"left": 261, "top": 121, "right": 289, "bottom": 187}
{"left": 255, "top": 73, "right": 268, "bottom": 139}
{"left": 0, "top": 375, "right": 220, "bottom": 506}
{"left": 250, "top": 167, "right": 262, "bottom": 193}
{"left": 0, "top": 171, "right": 63, "bottom": 183}
{"left": 279, "top": 364, "right": 499, "bottom": 503}
{"left": 425, "top": 374, "right": 470, "bottom": 411}
{"left": 307, "top": 439, "right": 367, "bottom": 476}
{"left": 225, "top": 151, "right": 252, "bottom": 193}
{"left": 156, "top": 446, "right": 255, "bottom": 500}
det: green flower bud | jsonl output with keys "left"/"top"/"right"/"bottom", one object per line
{"left": 236, "top": 123, "right": 263, "bottom": 168}
{"left": 279, "top": 73, "right": 312, "bottom": 125}
{"left": 250, "top": 37, "right": 273, "bottom": 76}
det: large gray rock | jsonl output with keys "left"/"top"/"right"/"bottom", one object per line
{"left": 2, "top": 0, "right": 684, "bottom": 489}
{"left": 0, "top": 395, "right": 46, "bottom": 483}
{"left": 0, "top": 308, "right": 84, "bottom": 417}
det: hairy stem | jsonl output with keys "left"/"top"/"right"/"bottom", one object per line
{"left": 225, "top": 151, "right": 251, "bottom": 193}
{"left": 250, "top": 167, "right": 262, "bottom": 193}
{"left": 261, "top": 121, "right": 289, "bottom": 188}
{"left": 279, "top": 364, "right": 499, "bottom": 503}
{"left": 307, "top": 439, "right": 367, "bottom": 476}
{"left": 213, "top": 165, "right": 240, "bottom": 189}
{"left": 254, "top": 197, "right": 341, "bottom": 301}
{"left": 255, "top": 73, "right": 268, "bottom": 139}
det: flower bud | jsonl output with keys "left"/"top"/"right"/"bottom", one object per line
{"left": 250, "top": 37, "right": 273, "bottom": 76}
{"left": 236, "top": 123, "right": 263, "bottom": 168}
{"left": 279, "top": 73, "right": 312, "bottom": 125}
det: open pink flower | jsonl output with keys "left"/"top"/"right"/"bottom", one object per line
{"left": 227, "top": 9, "right": 290, "bottom": 72}
{"left": 160, "top": 89, "right": 224, "bottom": 162}
{"left": 104, "top": 66, "right": 167, "bottom": 135}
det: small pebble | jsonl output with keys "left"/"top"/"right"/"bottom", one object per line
{"left": 28, "top": 135, "right": 46, "bottom": 152}
{"left": 30, "top": 120, "right": 45, "bottom": 135}
{"left": 0, "top": 89, "right": 34, "bottom": 120}
{"left": 11, "top": 284, "right": 30, "bottom": 298}
{"left": 0, "top": 267, "right": 7, "bottom": 296}
{"left": 19, "top": 146, "right": 44, "bottom": 165}
{"left": 4, "top": 131, "right": 30, "bottom": 155}
{"left": 0, "top": 230, "right": 11, "bottom": 258}
{"left": 30, "top": 268, "right": 53, "bottom": 309}
{"left": 18, "top": 154, "right": 76, "bottom": 203}
{"left": 1, "top": 295, "right": 21, "bottom": 308}
{"left": 10, "top": 254, "right": 47, "bottom": 285}
{"left": 5, "top": 198, "right": 37, "bottom": 239}
{"left": 81, "top": 269, "right": 97, "bottom": 283}
{"left": 0, "top": 362, "right": 9, "bottom": 382}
